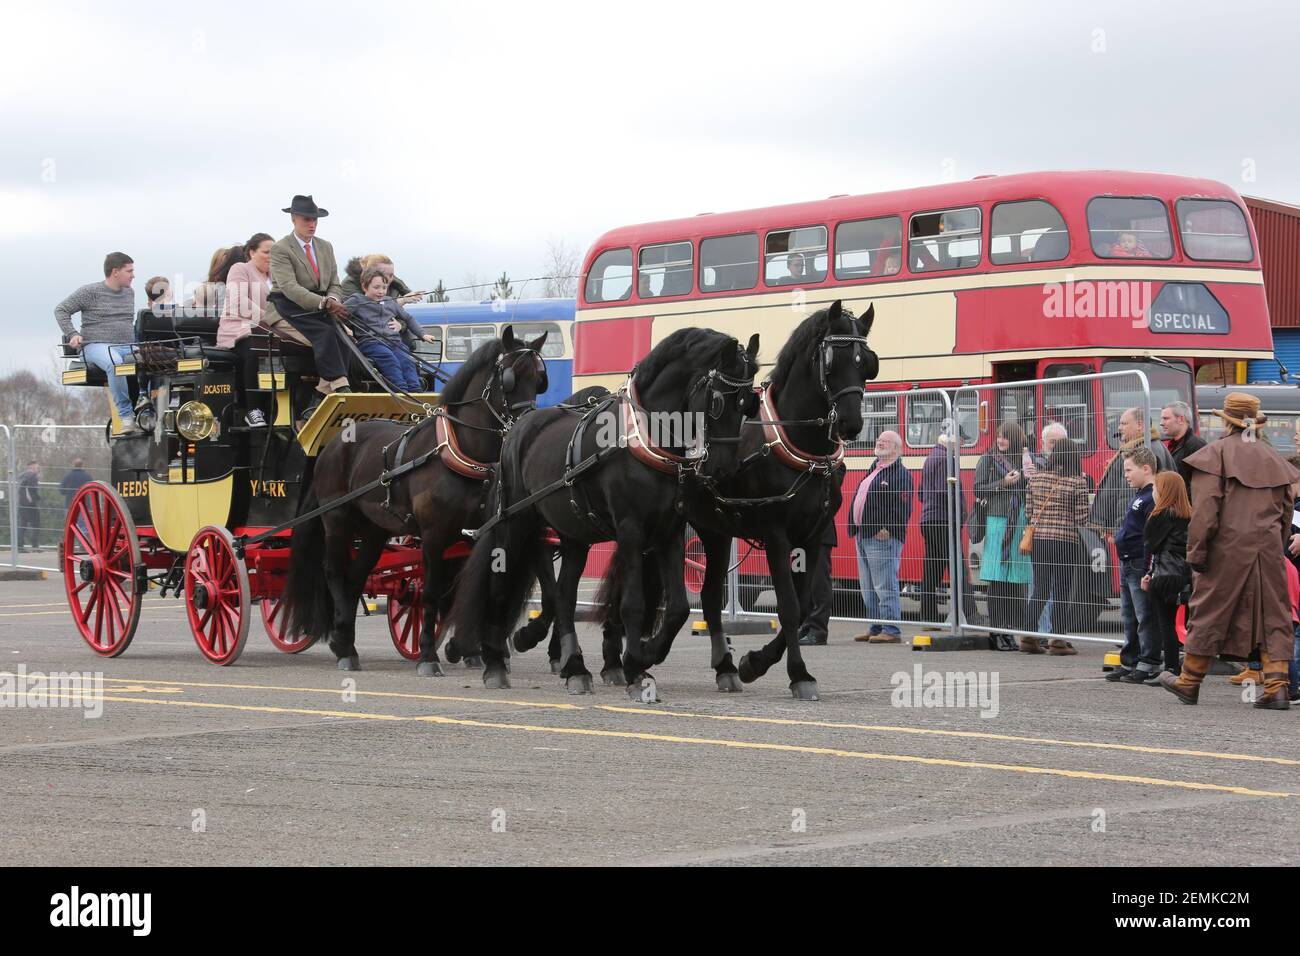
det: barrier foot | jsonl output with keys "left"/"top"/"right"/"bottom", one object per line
{"left": 912, "top": 631, "right": 988, "bottom": 652}
{"left": 691, "top": 619, "right": 777, "bottom": 636}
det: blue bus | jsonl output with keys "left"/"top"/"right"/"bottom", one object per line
{"left": 406, "top": 298, "right": 575, "bottom": 407}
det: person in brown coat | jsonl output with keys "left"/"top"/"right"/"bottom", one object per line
{"left": 1159, "top": 392, "right": 1300, "bottom": 710}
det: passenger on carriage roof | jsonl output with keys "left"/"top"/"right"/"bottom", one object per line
{"left": 344, "top": 269, "right": 434, "bottom": 392}
{"left": 54, "top": 251, "right": 140, "bottom": 433}
{"left": 264, "top": 194, "right": 353, "bottom": 423}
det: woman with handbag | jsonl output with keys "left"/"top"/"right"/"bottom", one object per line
{"left": 974, "top": 421, "right": 1032, "bottom": 650}
{"left": 1141, "top": 471, "right": 1192, "bottom": 677}
{"left": 1023, "top": 437, "right": 1091, "bottom": 655}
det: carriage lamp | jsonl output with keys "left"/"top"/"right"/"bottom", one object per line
{"left": 176, "top": 400, "right": 217, "bottom": 441}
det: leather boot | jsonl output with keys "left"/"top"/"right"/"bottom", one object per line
{"left": 1158, "top": 653, "right": 1210, "bottom": 705}
{"left": 1255, "top": 650, "right": 1292, "bottom": 710}
{"left": 1019, "top": 635, "right": 1046, "bottom": 654}
{"left": 1228, "top": 666, "right": 1263, "bottom": 686}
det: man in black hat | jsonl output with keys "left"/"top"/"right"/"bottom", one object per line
{"left": 265, "top": 195, "right": 352, "bottom": 423}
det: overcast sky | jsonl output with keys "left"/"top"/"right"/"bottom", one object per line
{"left": 2, "top": 0, "right": 1297, "bottom": 376}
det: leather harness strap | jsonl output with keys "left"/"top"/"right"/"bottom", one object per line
{"left": 433, "top": 408, "right": 493, "bottom": 479}
{"left": 758, "top": 382, "right": 845, "bottom": 473}
{"left": 620, "top": 375, "right": 701, "bottom": 476}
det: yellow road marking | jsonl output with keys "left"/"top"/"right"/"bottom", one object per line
{"left": 99, "top": 676, "right": 581, "bottom": 711}
{"left": 41, "top": 691, "right": 1299, "bottom": 800}
{"left": 599, "top": 706, "right": 1300, "bottom": 768}
{"left": 0, "top": 602, "right": 69, "bottom": 609}
{"left": 0, "top": 610, "right": 189, "bottom": 619}
{"left": 95, "top": 677, "right": 1300, "bottom": 770}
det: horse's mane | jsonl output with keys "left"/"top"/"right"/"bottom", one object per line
{"left": 769, "top": 304, "right": 855, "bottom": 393}
{"left": 440, "top": 337, "right": 504, "bottom": 404}
{"left": 634, "top": 327, "right": 732, "bottom": 391}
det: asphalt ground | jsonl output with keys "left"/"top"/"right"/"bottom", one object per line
{"left": 2, "top": 573, "right": 1298, "bottom": 867}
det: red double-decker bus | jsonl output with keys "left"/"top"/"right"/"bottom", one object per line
{"left": 573, "top": 170, "right": 1271, "bottom": 620}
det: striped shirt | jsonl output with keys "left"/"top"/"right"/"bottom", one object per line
{"left": 1025, "top": 472, "right": 1091, "bottom": 544}
{"left": 54, "top": 281, "right": 136, "bottom": 343}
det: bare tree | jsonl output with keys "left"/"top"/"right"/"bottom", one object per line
{"left": 459, "top": 271, "right": 488, "bottom": 302}
{"left": 540, "top": 237, "right": 580, "bottom": 298}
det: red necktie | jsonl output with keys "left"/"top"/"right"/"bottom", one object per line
{"left": 304, "top": 241, "right": 320, "bottom": 283}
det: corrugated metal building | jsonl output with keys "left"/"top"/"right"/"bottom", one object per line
{"left": 1246, "top": 195, "right": 1300, "bottom": 382}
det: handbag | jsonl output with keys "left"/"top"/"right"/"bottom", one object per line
{"left": 969, "top": 496, "right": 988, "bottom": 545}
{"left": 1148, "top": 548, "right": 1190, "bottom": 601}
{"left": 1019, "top": 483, "right": 1060, "bottom": 555}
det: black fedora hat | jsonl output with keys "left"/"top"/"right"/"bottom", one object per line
{"left": 282, "top": 194, "right": 329, "bottom": 218}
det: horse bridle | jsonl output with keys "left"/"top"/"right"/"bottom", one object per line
{"left": 437, "top": 346, "right": 546, "bottom": 435}
{"left": 816, "top": 329, "right": 871, "bottom": 439}
{"left": 687, "top": 343, "right": 759, "bottom": 449}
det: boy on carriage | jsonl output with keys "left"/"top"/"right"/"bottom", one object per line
{"left": 343, "top": 267, "right": 436, "bottom": 392}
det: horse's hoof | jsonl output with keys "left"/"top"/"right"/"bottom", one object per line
{"left": 416, "top": 660, "right": 442, "bottom": 677}
{"left": 483, "top": 669, "right": 511, "bottom": 690}
{"left": 337, "top": 655, "right": 361, "bottom": 672}
{"left": 463, "top": 655, "right": 483, "bottom": 669}
{"left": 510, "top": 630, "right": 530, "bottom": 654}
{"left": 600, "top": 666, "right": 624, "bottom": 686}
{"left": 566, "top": 674, "right": 594, "bottom": 696}
{"left": 626, "top": 676, "right": 660, "bottom": 703}
{"left": 737, "top": 652, "right": 760, "bottom": 684}
{"left": 550, "top": 659, "right": 562, "bottom": 675}
{"left": 444, "top": 642, "right": 463, "bottom": 664}
{"left": 790, "top": 680, "right": 820, "bottom": 701}
{"left": 716, "top": 672, "right": 743, "bottom": 693}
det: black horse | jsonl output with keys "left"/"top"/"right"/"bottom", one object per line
{"left": 598, "top": 300, "right": 877, "bottom": 699}
{"left": 447, "top": 327, "right": 760, "bottom": 699}
{"left": 280, "top": 325, "right": 550, "bottom": 674}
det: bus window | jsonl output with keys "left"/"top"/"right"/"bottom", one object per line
{"left": 954, "top": 391, "right": 979, "bottom": 446}
{"left": 412, "top": 325, "right": 443, "bottom": 363}
{"left": 834, "top": 216, "right": 903, "bottom": 279}
{"left": 509, "top": 321, "right": 565, "bottom": 358}
{"left": 1043, "top": 363, "right": 1092, "bottom": 448}
{"left": 1100, "top": 359, "right": 1192, "bottom": 448}
{"left": 1087, "top": 197, "right": 1173, "bottom": 260}
{"left": 905, "top": 394, "right": 948, "bottom": 447}
{"left": 908, "top": 206, "right": 981, "bottom": 272}
{"left": 446, "top": 324, "right": 498, "bottom": 361}
{"left": 851, "top": 393, "right": 898, "bottom": 450}
{"left": 638, "top": 241, "right": 693, "bottom": 298}
{"left": 764, "top": 226, "right": 828, "bottom": 286}
{"left": 990, "top": 200, "right": 1069, "bottom": 265}
{"left": 700, "top": 233, "right": 758, "bottom": 293}
{"left": 994, "top": 385, "right": 1036, "bottom": 450}
{"left": 584, "top": 248, "right": 633, "bottom": 303}
{"left": 1260, "top": 415, "right": 1299, "bottom": 454}
{"left": 1176, "top": 199, "right": 1254, "bottom": 262}
{"left": 1199, "top": 411, "right": 1224, "bottom": 444}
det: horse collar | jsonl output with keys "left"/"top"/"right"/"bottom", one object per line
{"left": 434, "top": 409, "right": 493, "bottom": 479}
{"left": 759, "top": 382, "right": 845, "bottom": 472}
{"left": 621, "top": 374, "right": 702, "bottom": 476}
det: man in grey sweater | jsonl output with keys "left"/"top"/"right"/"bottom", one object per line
{"left": 55, "top": 252, "right": 139, "bottom": 432}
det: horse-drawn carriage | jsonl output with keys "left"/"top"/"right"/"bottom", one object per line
{"left": 58, "top": 307, "right": 447, "bottom": 664}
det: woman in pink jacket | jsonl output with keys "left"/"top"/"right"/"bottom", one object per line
{"left": 218, "top": 233, "right": 274, "bottom": 426}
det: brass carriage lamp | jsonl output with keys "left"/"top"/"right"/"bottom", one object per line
{"left": 176, "top": 401, "right": 217, "bottom": 441}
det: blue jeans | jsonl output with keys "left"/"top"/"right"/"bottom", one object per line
{"left": 80, "top": 343, "right": 134, "bottom": 419}
{"left": 856, "top": 534, "right": 903, "bottom": 635}
{"left": 357, "top": 337, "right": 421, "bottom": 391}
{"left": 1119, "top": 557, "right": 1159, "bottom": 673}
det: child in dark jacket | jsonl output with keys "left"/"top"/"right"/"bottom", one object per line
{"left": 343, "top": 268, "right": 434, "bottom": 391}
{"left": 1142, "top": 471, "right": 1192, "bottom": 676}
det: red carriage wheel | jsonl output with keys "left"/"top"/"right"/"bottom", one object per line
{"left": 684, "top": 535, "right": 707, "bottom": 594}
{"left": 61, "top": 481, "right": 143, "bottom": 657}
{"left": 261, "top": 596, "right": 318, "bottom": 653}
{"left": 386, "top": 577, "right": 424, "bottom": 661}
{"left": 184, "top": 526, "right": 251, "bottom": 665}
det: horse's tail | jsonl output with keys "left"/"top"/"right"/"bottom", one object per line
{"left": 447, "top": 484, "right": 541, "bottom": 659}
{"left": 281, "top": 486, "right": 333, "bottom": 640}
{"left": 594, "top": 550, "right": 623, "bottom": 626}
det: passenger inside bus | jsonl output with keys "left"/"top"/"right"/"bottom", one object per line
{"left": 781, "top": 252, "right": 806, "bottom": 285}
{"left": 1110, "top": 231, "right": 1152, "bottom": 258}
